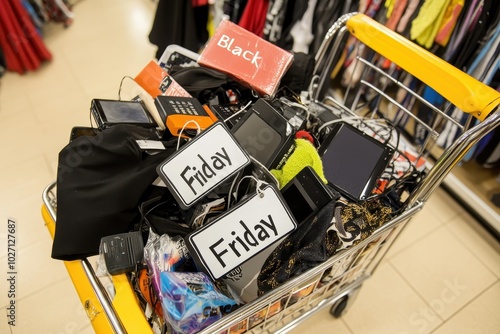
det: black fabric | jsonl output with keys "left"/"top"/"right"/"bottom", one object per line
{"left": 52, "top": 125, "right": 177, "bottom": 260}
{"left": 223, "top": 0, "right": 248, "bottom": 23}
{"left": 449, "top": 0, "right": 500, "bottom": 70}
{"left": 170, "top": 66, "right": 253, "bottom": 105}
{"left": 274, "top": 0, "right": 309, "bottom": 51}
{"left": 257, "top": 197, "right": 393, "bottom": 294}
{"left": 475, "top": 127, "right": 500, "bottom": 168}
{"left": 279, "top": 52, "right": 315, "bottom": 93}
{"left": 257, "top": 200, "right": 339, "bottom": 294}
{"left": 148, "top": 0, "right": 200, "bottom": 59}
{"left": 0, "top": 47, "right": 5, "bottom": 78}
{"left": 310, "top": 0, "right": 345, "bottom": 55}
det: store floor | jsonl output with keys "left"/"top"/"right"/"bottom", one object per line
{"left": 0, "top": 0, "right": 499, "bottom": 333}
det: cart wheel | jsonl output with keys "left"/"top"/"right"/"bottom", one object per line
{"left": 330, "top": 295, "right": 349, "bottom": 318}
{"left": 330, "top": 286, "right": 362, "bottom": 318}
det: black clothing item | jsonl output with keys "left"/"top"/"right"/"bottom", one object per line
{"left": 223, "top": 0, "right": 248, "bottom": 23}
{"left": 52, "top": 125, "right": 177, "bottom": 260}
{"left": 170, "top": 66, "right": 253, "bottom": 105}
{"left": 475, "top": 127, "right": 500, "bottom": 169}
{"left": 262, "top": 0, "right": 289, "bottom": 43}
{"left": 0, "top": 48, "right": 5, "bottom": 77}
{"left": 310, "top": 0, "right": 346, "bottom": 55}
{"left": 149, "top": 0, "right": 200, "bottom": 59}
{"left": 257, "top": 198, "right": 393, "bottom": 294}
{"left": 279, "top": 52, "right": 315, "bottom": 93}
{"left": 274, "top": 0, "right": 309, "bottom": 51}
{"left": 449, "top": 0, "right": 500, "bottom": 71}
{"left": 257, "top": 200, "right": 339, "bottom": 294}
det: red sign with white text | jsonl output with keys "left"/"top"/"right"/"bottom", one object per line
{"left": 198, "top": 19, "right": 294, "bottom": 97}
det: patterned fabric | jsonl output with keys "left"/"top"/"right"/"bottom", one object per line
{"left": 329, "top": 198, "right": 393, "bottom": 251}
{"left": 257, "top": 198, "right": 393, "bottom": 294}
{"left": 257, "top": 200, "right": 339, "bottom": 294}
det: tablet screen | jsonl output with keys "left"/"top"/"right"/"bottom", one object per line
{"left": 320, "top": 123, "right": 393, "bottom": 201}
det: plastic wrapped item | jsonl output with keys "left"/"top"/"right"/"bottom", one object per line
{"left": 159, "top": 271, "right": 241, "bottom": 334}
{"left": 144, "top": 229, "right": 192, "bottom": 293}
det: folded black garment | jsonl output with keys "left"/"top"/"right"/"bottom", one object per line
{"left": 257, "top": 200, "right": 339, "bottom": 295}
{"left": 52, "top": 125, "right": 177, "bottom": 260}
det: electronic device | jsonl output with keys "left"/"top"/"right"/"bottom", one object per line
{"left": 158, "top": 44, "right": 200, "bottom": 72}
{"left": 318, "top": 122, "right": 395, "bottom": 202}
{"left": 279, "top": 103, "right": 307, "bottom": 130}
{"left": 90, "top": 99, "right": 157, "bottom": 130}
{"left": 281, "top": 166, "right": 339, "bottom": 224}
{"left": 100, "top": 231, "right": 144, "bottom": 275}
{"left": 154, "top": 96, "right": 217, "bottom": 137}
{"left": 231, "top": 99, "right": 296, "bottom": 170}
{"left": 210, "top": 104, "right": 245, "bottom": 129}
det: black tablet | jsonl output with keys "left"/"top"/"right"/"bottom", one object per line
{"left": 318, "top": 122, "right": 394, "bottom": 202}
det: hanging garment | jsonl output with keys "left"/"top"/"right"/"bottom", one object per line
{"left": 237, "top": 0, "right": 270, "bottom": 36}
{"left": 41, "top": 0, "right": 74, "bottom": 26}
{"left": 309, "top": 0, "right": 347, "bottom": 55}
{"left": 434, "top": 0, "right": 464, "bottom": 47}
{"left": 451, "top": 0, "right": 500, "bottom": 70}
{"left": 223, "top": 0, "right": 248, "bottom": 23}
{"left": 0, "top": 48, "right": 5, "bottom": 77}
{"left": 0, "top": 0, "right": 52, "bottom": 73}
{"left": 442, "top": 0, "right": 480, "bottom": 61}
{"left": 385, "top": 0, "right": 408, "bottom": 31}
{"left": 289, "top": 0, "right": 317, "bottom": 53}
{"left": 262, "top": 0, "right": 289, "bottom": 44}
{"left": 437, "top": 23, "right": 500, "bottom": 151}
{"left": 366, "top": 0, "right": 384, "bottom": 18}
{"left": 397, "top": 0, "right": 421, "bottom": 35}
{"left": 22, "top": 0, "right": 43, "bottom": 33}
{"left": 410, "top": 0, "right": 452, "bottom": 49}
{"left": 28, "top": 0, "right": 49, "bottom": 23}
{"left": 414, "top": 86, "right": 445, "bottom": 145}
{"left": 149, "top": 0, "right": 200, "bottom": 58}
{"left": 274, "top": 0, "right": 309, "bottom": 51}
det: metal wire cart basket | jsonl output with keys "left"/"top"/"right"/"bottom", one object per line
{"left": 42, "top": 13, "right": 500, "bottom": 334}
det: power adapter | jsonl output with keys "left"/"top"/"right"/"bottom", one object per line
{"left": 101, "top": 231, "right": 144, "bottom": 275}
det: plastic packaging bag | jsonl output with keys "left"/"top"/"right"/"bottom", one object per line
{"left": 159, "top": 271, "right": 241, "bottom": 334}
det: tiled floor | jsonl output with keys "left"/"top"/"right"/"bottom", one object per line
{"left": 0, "top": 1, "right": 499, "bottom": 333}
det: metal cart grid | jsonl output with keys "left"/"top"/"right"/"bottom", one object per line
{"left": 42, "top": 12, "right": 500, "bottom": 334}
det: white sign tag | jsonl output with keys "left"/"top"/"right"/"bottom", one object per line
{"left": 135, "top": 140, "right": 166, "bottom": 150}
{"left": 157, "top": 122, "right": 250, "bottom": 209}
{"left": 185, "top": 185, "right": 297, "bottom": 279}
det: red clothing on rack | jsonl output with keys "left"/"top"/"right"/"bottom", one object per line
{"left": 238, "top": 0, "right": 269, "bottom": 37}
{"left": 0, "top": 0, "right": 52, "bottom": 74}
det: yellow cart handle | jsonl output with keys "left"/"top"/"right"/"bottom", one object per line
{"left": 345, "top": 13, "right": 500, "bottom": 122}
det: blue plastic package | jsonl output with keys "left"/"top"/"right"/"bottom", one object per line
{"left": 159, "top": 271, "right": 240, "bottom": 334}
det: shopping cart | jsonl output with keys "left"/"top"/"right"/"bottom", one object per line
{"left": 42, "top": 12, "right": 500, "bottom": 334}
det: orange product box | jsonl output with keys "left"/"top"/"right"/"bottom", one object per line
{"left": 134, "top": 60, "right": 191, "bottom": 98}
{"left": 198, "top": 19, "right": 294, "bottom": 97}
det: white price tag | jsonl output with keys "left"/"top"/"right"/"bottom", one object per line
{"left": 157, "top": 122, "right": 251, "bottom": 209}
{"left": 185, "top": 185, "right": 297, "bottom": 279}
{"left": 135, "top": 140, "right": 165, "bottom": 150}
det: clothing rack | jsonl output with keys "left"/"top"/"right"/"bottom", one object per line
{"left": 0, "top": 0, "right": 75, "bottom": 74}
